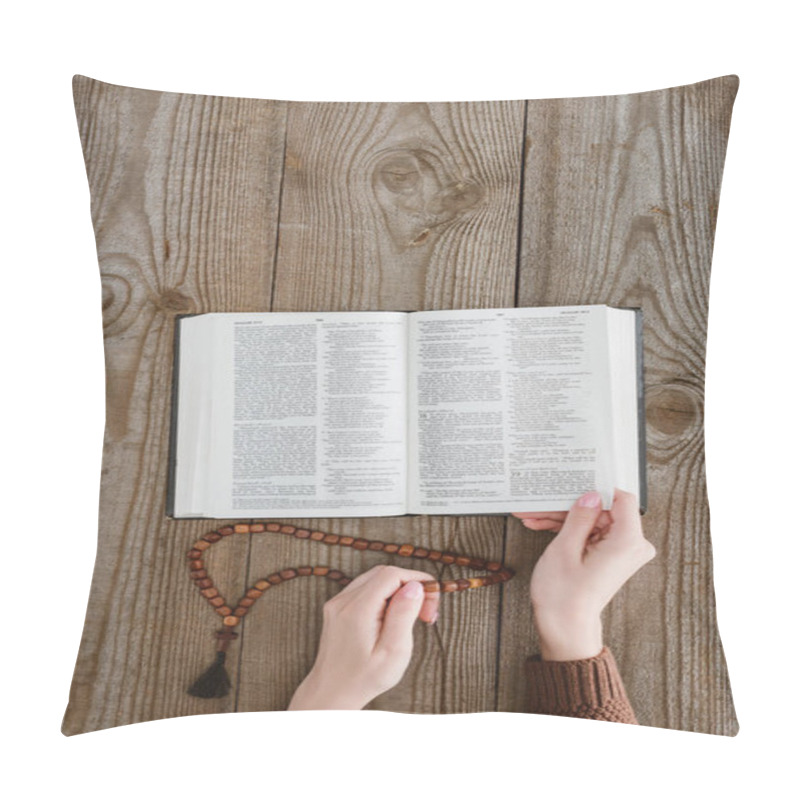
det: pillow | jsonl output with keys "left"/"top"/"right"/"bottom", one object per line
{"left": 64, "top": 75, "right": 738, "bottom": 735}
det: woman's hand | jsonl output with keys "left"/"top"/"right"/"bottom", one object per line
{"left": 512, "top": 489, "right": 656, "bottom": 661}
{"left": 288, "top": 564, "right": 440, "bottom": 710}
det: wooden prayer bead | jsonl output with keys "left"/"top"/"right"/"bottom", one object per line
{"left": 297, "top": 566, "right": 313, "bottom": 576}
{"left": 266, "top": 523, "right": 282, "bottom": 532}
{"left": 339, "top": 536, "right": 355, "bottom": 546}
{"left": 295, "top": 529, "right": 311, "bottom": 538}
{"left": 193, "top": 540, "right": 212, "bottom": 552}
{"left": 310, "top": 531, "right": 326, "bottom": 541}
{"left": 187, "top": 550, "right": 202, "bottom": 560}
{"left": 383, "top": 543, "right": 399, "bottom": 554}
{"left": 238, "top": 597, "right": 255, "bottom": 608}
{"left": 312, "top": 566, "right": 330, "bottom": 576}
{"left": 233, "top": 607, "right": 249, "bottom": 617}
{"left": 279, "top": 569, "right": 298, "bottom": 580}
{"left": 487, "top": 562, "right": 502, "bottom": 572}
{"left": 215, "top": 606, "right": 232, "bottom": 617}
{"left": 353, "top": 539, "right": 369, "bottom": 550}
{"left": 254, "top": 580, "right": 271, "bottom": 591}
{"left": 246, "top": 589, "right": 263, "bottom": 600}
{"left": 368, "top": 541, "right": 384, "bottom": 551}
{"left": 201, "top": 588, "right": 219, "bottom": 599}
{"left": 267, "top": 574, "right": 283, "bottom": 585}
{"left": 190, "top": 569, "right": 208, "bottom": 579}
{"left": 327, "top": 570, "right": 344, "bottom": 581}
{"left": 195, "top": 578, "right": 213, "bottom": 589}
{"left": 456, "top": 579, "right": 471, "bottom": 590}
{"left": 323, "top": 534, "right": 340, "bottom": 545}
{"left": 455, "top": 556, "right": 471, "bottom": 567}
{"left": 280, "top": 525, "right": 296, "bottom": 534}
{"left": 428, "top": 550, "right": 442, "bottom": 561}
{"left": 223, "top": 616, "right": 239, "bottom": 627}
{"left": 423, "top": 582, "right": 441, "bottom": 593}
{"left": 250, "top": 523, "right": 265, "bottom": 533}
{"left": 218, "top": 526, "right": 234, "bottom": 536}
{"left": 398, "top": 544, "right": 414, "bottom": 557}
{"left": 441, "top": 580, "right": 459, "bottom": 593}
{"left": 234, "top": 524, "right": 250, "bottom": 534}
{"left": 189, "top": 560, "right": 204, "bottom": 570}
{"left": 204, "top": 532, "right": 223, "bottom": 543}
{"left": 209, "top": 596, "right": 226, "bottom": 607}
{"left": 468, "top": 577, "right": 484, "bottom": 589}
{"left": 440, "top": 553, "right": 456, "bottom": 564}
{"left": 413, "top": 548, "right": 429, "bottom": 558}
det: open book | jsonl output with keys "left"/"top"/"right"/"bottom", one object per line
{"left": 168, "top": 305, "right": 645, "bottom": 519}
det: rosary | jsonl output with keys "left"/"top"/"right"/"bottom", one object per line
{"left": 187, "top": 521, "right": 515, "bottom": 698}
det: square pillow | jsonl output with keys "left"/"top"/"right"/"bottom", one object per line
{"left": 64, "top": 74, "right": 738, "bottom": 735}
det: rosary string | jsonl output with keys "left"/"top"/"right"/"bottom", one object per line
{"left": 186, "top": 521, "right": 514, "bottom": 698}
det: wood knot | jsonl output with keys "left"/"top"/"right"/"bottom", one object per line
{"left": 410, "top": 229, "right": 430, "bottom": 246}
{"left": 646, "top": 384, "right": 701, "bottom": 436}
{"left": 375, "top": 153, "right": 423, "bottom": 195}
{"left": 372, "top": 149, "right": 483, "bottom": 250}
{"left": 158, "top": 289, "right": 195, "bottom": 313}
{"left": 435, "top": 181, "right": 484, "bottom": 215}
{"left": 100, "top": 274, "right": 132, "bottom": 329}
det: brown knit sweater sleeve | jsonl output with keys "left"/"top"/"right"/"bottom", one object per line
{"left": 525, "top": 646, "right": 638, "bottom": 724}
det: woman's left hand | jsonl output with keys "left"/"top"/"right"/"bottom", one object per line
{"left": 288, "top": 564, "right": 440, "bottom": 710}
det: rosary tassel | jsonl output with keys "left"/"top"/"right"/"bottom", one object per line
{"left": 188, "top": 630, "right": 237, "bottom": 698}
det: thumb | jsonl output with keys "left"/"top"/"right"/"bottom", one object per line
{"left": 377, "top": 580, "right": 425, "bottom": 654}
{"left": 556, "top": 491, "right": 604, "bottom": 554}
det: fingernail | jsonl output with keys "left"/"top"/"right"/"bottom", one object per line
{"left": 577, "top": 491, "right": 602, "bottom": 508}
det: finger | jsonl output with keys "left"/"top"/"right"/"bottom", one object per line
{"left": 376, "top": 580, "right": 425, "bottom": 654}
{"left": 519, "top": 510, "right": 613, "bottom": 532}
{"left": 419, "top": 585, "right": 440, "bottom": 624}
{"left": 521, "top": 518, "right": 563, "bottom": 531}
{"left": 606, "top": 489, "right": 644, "bottom": 541}
{"left": 334, "top": 563, "right": 388, "bottom": 596}
{"left": 511, "top": 511, "right": 611, "bottom": 530}
{"left": 353, "top": 565, "right": 438, "bottom": 607}
{"left": 329, "top": 565, "right": 439, "bottom": 623}
{"left": 333, "top": 563, "right": 434, "bottom": 599}
{"left": 555, "top": 491, "right": 605, "bottom": 554}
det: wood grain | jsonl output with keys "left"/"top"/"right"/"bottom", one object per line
{"left": 64, "top": 75, "right": 738, "bottom": 734}
{"left": 63, "top": 76, "right": 287, "bottom": 734}
{"left": 496, "top": 77, "right": 739, "bottom": 734}
{"left": 237, "top": 100, "right": 524, "bottom": 714}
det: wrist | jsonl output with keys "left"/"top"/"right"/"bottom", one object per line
{"left": 288, "top": 670, "right": 373, "bottom": 711}
{"left": 533, "top": 606, "right": 603, "bottom": 661}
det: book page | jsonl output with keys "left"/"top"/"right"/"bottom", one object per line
{"left": 174, "top": 312, "right": 408, "bottom": 518}
{"left": 407, "top": 306, "right": 616, "bottom": 514}
{"left": 606, "top": 307, "right": 643, "bottom": 501}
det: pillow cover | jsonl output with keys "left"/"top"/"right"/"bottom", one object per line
{"left": 64, "top": 75, "right": 738, "bottom": 735}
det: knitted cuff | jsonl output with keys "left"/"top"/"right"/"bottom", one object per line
{"left": 526, "top": 646, "right": 638, "bottom": 724}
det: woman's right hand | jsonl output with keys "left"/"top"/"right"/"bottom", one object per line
{"left": 288, "top": 564, "right": 439, "bottom": 710}
{"left": 513, "top": 489, "right": 656, "bottom": 661}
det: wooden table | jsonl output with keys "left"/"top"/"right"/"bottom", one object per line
{"left": 63, "top": 75, "right": 738, "bottom": 735}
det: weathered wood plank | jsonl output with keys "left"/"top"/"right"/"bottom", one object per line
{"left": 63, "top": 77, "right": 287, "bottom": 734}
{"left": 236, "top": 100, "right": 524, "bottom": 714}
{"left": 66, "top": 77, "right": 738, "bottom": 734}
{"left": 497, "top": 77, "right": 739, "bottom": 734}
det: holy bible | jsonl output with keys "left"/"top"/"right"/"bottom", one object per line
{"left": 168, "top": 305, "right": 645, "bottom": 519}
